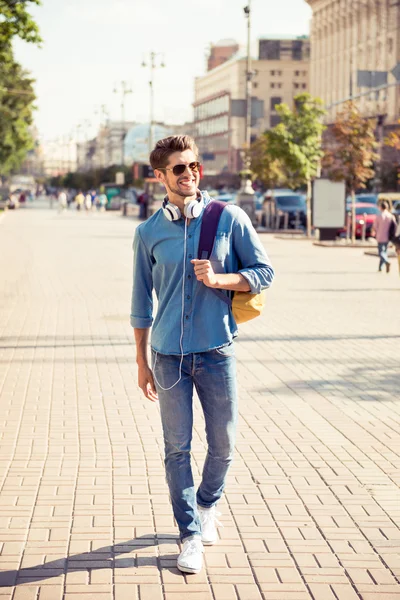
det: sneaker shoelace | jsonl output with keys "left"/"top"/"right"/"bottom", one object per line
{"left": 200, "top": 507, "right": 223, "bottom": 528}
{"left": 182, "top": 539, "right": 203, "bottom": 557}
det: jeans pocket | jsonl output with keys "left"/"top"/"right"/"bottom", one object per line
{"left": 214, "top": 342, "right": 235, "bottom": 356}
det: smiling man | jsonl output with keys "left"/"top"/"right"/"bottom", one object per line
{"left": 130, "top": 135, "right": 274, "bottom": 574}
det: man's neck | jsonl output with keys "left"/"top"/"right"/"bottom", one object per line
{"left": 167, "top": 192, "right": 197, "bottom": 214}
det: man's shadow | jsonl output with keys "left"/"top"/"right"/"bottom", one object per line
{"left": 0, "top": 534, "right": 182, "bottom": 587}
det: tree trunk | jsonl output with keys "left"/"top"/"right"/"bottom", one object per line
{"left": 306, "top": 177, "right": 312, "bottom": 238}
{"left": 351, "top": 189, "right": 356, "bottom": 244}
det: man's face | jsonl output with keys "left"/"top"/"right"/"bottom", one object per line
{"left": 156, "top": 149, "right": 200, "bottom": 198}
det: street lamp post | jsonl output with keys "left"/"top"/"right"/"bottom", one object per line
{"left": 244, "top": 1, "right": 252, "bottom": 156}
{"left": 237, "top": 2, "right": 256, "bottom": 222}
{"left": 113, "top": 81, "right": 132, "bottom": 166}
{"left": 142, "top": 52, "right": 165, "bottom": 152}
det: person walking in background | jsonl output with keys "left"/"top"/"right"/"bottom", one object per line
{"left": 57, "top": 190, "right": 67, "bottom": 212}
{"left": 75, "top": 191, "right": 84, "bottom": 211}
{"left": 372, "top": 200, "right": 396, "bottom": 273}
{"left": 85, "top": 192, "right": 92, "bottom": 212}
{"left": 98, "top": 192, "right": 108, "bottom": 212}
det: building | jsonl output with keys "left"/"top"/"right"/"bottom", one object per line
{"left": 306, "top": 0, "right": 400, "bottom": 124}
{"left": 76, "top": 121, "right": 136, "bottom": 171}
{"left": 207, "top": 39, "right": 239, "bottom": 71}
{"left": 194, "top": 36, "right": 310, "bottom": 177}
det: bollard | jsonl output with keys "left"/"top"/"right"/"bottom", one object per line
{"left": 361, "top": 213, "right": 367, "bottom": 242}
{"left": 294, "top": 210, "right": 300, "bottom": 230}
{"left": 275, "top": 213, "right": 280, "bottom": 230}
{"left": 283, "top": 212, "right": 289, "bottom": 230}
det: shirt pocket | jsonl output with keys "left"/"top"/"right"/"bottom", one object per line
{"left": 211, "top": 232, "right": 231, "bottom": 263}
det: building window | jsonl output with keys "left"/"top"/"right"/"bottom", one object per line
{"left": 278, "top": 83, "right": 282, "bottom": 89}
{"left": 271, "top": 70, "right": 275, "bottom": 76}
{"left": 277, "top": 70, "right": 282, "bottom": 76}
{"left": 302, "top": 83, "right": 307, "bottom": 89}
{"left": 271, "top": 83, "right": 275, "bottom": 88}
{"left": 259, "top": 39, "right": 281, "bottom": 60}
{"left": 270, "top": 115, "right": 281, "bottom": 128}
{"left": 253, "top": 82, "right": 258, "bottom": 89}
{"left": 270, "top": 97, "right": 282, "bottom": 111}
{"left": 295, "top": 70, "right": 300, "bottom": 76}
{"left": 294, "top": 83, "right": 299, "bottom": 89}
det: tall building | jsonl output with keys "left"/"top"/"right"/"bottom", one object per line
{"left": 207, "top": 40, "right": 240, "bottom": 71}
{"left": 306, "top": 0, "right": 400, "bottom": 124}
{"left": 194, "top": 36, "right": 310, "bottom": 177}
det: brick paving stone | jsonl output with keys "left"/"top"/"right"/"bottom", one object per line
{"left": 0, "top": 205, "right": 399, "bottom": 600}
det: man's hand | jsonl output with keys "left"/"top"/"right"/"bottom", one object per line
{"left": 191, "top": 259, "right": 218, "bottom": 288}
{"left": 137, "top": 364, "right": 158, "bottom": 402}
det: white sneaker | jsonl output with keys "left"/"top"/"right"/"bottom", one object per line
{"left": 177, "top": 537, "right": 204, "bottom": 574}
{"left": 198, "top": 505, "right": 222, "bottom": 545}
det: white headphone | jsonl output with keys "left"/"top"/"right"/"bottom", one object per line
{"left": 162, "top": 193, "right": 204, "bottom": 221}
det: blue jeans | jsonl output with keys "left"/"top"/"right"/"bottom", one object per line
{"left": 378, "top": 242, "right": 389, "bottom": 270}
{"left": 151, "top": 344, "right": 238, "bottom": 541}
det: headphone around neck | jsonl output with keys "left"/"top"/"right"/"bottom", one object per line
{"left": 162, "top": 193, "right": 204, "bottom": 221}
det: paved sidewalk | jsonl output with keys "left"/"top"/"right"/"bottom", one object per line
{"left": 0, "top": 204, "right": 399, "bottom": 600}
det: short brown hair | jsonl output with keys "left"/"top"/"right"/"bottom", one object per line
{"left": 150, "top": 135, "right": 199, "bottom": 170}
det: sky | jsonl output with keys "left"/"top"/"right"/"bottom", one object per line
{"left": 14, "top": 0, "right": 312, "bottom": 146}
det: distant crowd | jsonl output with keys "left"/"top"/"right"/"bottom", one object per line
{"left": 52, "top": 189, "right": 108, "bottom": 212}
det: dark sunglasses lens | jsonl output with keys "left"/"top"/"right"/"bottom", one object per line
{"left": 172, "top": 162, "right": 200, "bottom": 176}
{"left": 172, "top": 164, "right": 186, "bottom": 176}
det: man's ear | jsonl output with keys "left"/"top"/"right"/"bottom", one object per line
{"left": 154, "top": 169, "right": 165, "bottom": 185}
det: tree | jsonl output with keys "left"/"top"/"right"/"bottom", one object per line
{"left": 323, "top": 101, "right": 378, "bottom": 243}
{"left": 250, "top": 135, "right": 288, "bottom": 190}
{"left": 384, "top": 119, "right": 400, "bottom": 151}
{"left": 264, "top": 93, "right": 326, "bottom": 237}
{"left": 0, "top": 0, "right": 41, "bottom": 175}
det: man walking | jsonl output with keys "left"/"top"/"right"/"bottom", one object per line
{"left": 130, "top": 135, "right": 274, "bottom": 574}
{"left": 373, "top": 200, "right": 396, "bottom": 273}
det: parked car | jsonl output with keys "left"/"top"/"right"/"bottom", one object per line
{"left": 338, "top": 203, "right": 380, "bottom": 238}
{"left": 346, "top": 193, "right": 378, "bottom": 206}
{"left": 392, "top": 200, "right": 400, "bottom": 219}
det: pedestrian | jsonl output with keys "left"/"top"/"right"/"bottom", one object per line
{"left": 130, "top": 135, "right": 274, "bottom": 574}
{"left": 75, "top": 191, "right": 84, "bottom": 211}
{"left": 138, "top": 191, "right": 149, "bottom": 220}
{"left": 85, "top": 193, "right": 92, "bottom": 212}
{"left": 372, "top": 200, "right": 396, "bottom": 273}
{"left": 57, "top": 190, "right": 67, "bottom": 212}
{"left": 98, "top": 192, "right": 107, "bottom": 212}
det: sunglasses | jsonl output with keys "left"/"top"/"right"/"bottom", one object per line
{"left": 159, "top": 161, "right": 201, "bottom": 177}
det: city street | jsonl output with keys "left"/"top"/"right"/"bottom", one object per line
{"left": 0, "top": 203, "right": 399, "bottom": 600}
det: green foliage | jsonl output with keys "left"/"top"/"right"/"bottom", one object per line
{"left": 261, "top": 93, "right": 326, "bottom": 236}
{"left": 0, "top": 0, "right": 41, "bottom": 51}
{"left": 49, "top": 165, "right": 134, "bottom": 191}
{"left": 0, "top": 1, "right": 41, "bottom": 175}
{"left": 0, "top": 48, "right": 35, "bottom": 174}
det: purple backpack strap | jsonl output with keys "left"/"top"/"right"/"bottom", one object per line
{"left": 198, "top": 200, "right": 232, "bottom": 308}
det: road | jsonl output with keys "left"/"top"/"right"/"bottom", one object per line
{"left": 0, "top": 203, "right": 399, "bottom": 600}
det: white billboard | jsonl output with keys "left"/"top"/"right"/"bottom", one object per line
{"left": 312, "top": 179, "right": 346, "bottom": 228}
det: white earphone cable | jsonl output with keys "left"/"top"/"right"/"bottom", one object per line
{"left": 153, "top": 217, "right": 188, "bottom": 391}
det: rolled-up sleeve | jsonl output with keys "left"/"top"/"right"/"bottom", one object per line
{"left": 130, "top": 227, "right": 154, "bottom": 328}
{"left": 232, "top": 208, "right": 275, "bottom": 294}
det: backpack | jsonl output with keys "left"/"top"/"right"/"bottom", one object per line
{"left": 390, "top": 216, "right": 400, "bottom": 248}
{"left": 198, "top": 200, "right": 265, "bottom": 324}
{"left": 389, "top": 217, "right": 397, "bottom": 242}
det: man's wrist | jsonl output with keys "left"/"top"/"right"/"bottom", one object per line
{"left": 136, "top": 357, "right": 149, "bottom": 367}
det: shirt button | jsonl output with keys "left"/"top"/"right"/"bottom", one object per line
{"left": 187, "top": 295, "right": 191, "bottom": 300}
{"left": 188, "top": 234, "right": 192, "bottom": 238}
{"left": 188, "top": 275, "right": 191, "bottom": 279}
{"left": 185, "top": 315, "right": 189, "bottom": 320}
{"left": 188, "top": 254, "right": 192, "bottom": 258}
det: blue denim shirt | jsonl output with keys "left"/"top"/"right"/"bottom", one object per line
{"left": 130, "top": 191, "right": 274, "bottom": 355}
